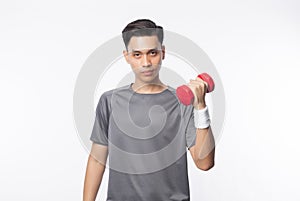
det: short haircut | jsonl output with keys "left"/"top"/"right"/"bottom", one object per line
{"left": 122, "top": 19, "right": 164, "bottom": 50}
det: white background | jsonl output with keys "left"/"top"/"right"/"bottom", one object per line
{"left": 1, "top": 0, "right": 299, "bottom": 200}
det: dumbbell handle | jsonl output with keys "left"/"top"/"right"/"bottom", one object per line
{"left": 176, "top": 73, "right": 215, "bottom": 105}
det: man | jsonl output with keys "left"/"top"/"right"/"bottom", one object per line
{"left": 83, "top": 19, "right": 215, "bottom": 201}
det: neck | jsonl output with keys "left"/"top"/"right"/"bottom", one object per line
{"left": 132, "top": 77, "right": 167, "bottom": 94}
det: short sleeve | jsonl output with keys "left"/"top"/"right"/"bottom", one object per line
{"left": 90, "top": 93, "right": 110, "bottom": 146}
{"left": 185, "top": 106, "right": 197, "bottom": 150}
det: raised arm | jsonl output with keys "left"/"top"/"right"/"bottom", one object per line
{"left": 189, "top": 126, "right": 215, "bottom": 171}
{"left": 187, "top": 76, "right": 216, "bottom": 171}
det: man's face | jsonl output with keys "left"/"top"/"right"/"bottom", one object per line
{"left": 123, "top": 35, "right": 165, "bottom": 84}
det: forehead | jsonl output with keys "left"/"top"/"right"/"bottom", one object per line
{"left": 127, "top": 35, "right": 161, "bottom": 52}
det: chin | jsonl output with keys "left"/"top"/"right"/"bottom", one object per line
{"left": 141, "top": 79, "right": 155, "bottom": 84}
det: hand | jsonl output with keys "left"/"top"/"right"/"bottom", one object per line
{"left": 187, "top": 77, "right": 208, "bottom": 109}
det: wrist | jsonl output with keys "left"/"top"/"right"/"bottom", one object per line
{"left": 194, "top": 103, "right": 206, "bottom": 110}
{"left": 193, "top": 105, "right": 210, "bottom": 129}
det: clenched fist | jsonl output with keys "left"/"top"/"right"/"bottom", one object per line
{"left": 187, "top": 77, "right": 208, "bottom": 110}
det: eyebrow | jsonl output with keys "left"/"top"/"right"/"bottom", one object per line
{"left": 130, "top": 48, "right": 160, "bottom": 53}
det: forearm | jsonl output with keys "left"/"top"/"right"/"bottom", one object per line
{"left": 83, "top": 154, "right": 106, "bottom": 201}
{"left": 193, "top": 126, "right": 215, "bottom": 170}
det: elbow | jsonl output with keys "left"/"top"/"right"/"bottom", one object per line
{"left": 195, "top": 160, "right": 214, "bottom": 171}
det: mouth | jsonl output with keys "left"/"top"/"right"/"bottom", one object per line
{"left": 141, "top": 70, "right": 154, "bottom": 76}
{"left": 142, "top": 70, "right": 154, "bottom": 73}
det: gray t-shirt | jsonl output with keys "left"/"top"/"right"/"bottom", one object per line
{"left": 90, "top": 83, "right": 197, "bottom": 201}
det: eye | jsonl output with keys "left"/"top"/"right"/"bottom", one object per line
{"left": 133, "top": 53, "right": 141, "bottom": 58}
{"left": 150, "top": 51, "right": 157, "bottom": 56}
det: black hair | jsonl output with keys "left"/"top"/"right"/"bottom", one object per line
{"left": 122, "top": 19, "right": 164, "bottom": 49}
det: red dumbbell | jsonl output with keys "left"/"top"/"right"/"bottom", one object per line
{"left": 176, "top": 73, "right": 215, "bottom": 105}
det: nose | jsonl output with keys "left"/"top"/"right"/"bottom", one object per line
{"left": 141, "top": 54, "right": 151, "bottom": 67}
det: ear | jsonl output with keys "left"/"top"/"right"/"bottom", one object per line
{"left": 161, "top": 45, "right": 165, "bottom": 60}
{"left": 123, "top": 50, "right": 129, "bottom": 64}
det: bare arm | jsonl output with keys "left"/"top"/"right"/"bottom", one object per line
{"left": 83, "top": 143, "right": 108, "bottom": 201}
{"left": 189, "top": 126, "right": 215, "bottom": 171}
{"left": 187, "top": 77, "right": 216, "bottom": 171}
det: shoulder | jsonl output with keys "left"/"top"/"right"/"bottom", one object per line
{"left": 95, "top": 84, "right": 131, "bottom": 115}
{"left": 100, "top": 84, "right": 130, "bottom": 99}
{"left": 166, "top": 85, "right": 176, "bottom": 96}
{"left": 96, "top": 84, "right": 131, "bottom": 108}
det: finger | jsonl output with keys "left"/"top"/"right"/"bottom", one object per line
{"left": 189, "top": 80, "right": 207, "bottom": 89}
{"left": 189, "top": 79, "right": 202, "bottom": 85}
{"left": 195, "top": 77, "right": 202, "bottom": 81}
{"left": 195, "top": 77, "right": 209, "bottom": 88}
{"left": 190, "top": 78, "right": 206, "bottom": 84}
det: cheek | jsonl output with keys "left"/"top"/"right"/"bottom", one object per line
{"left": 152, "top": 58, "right": 162, "bottom": 66}
{"left": 131, "top": 63, "right": 141, "bottom": 73}
{"left": 129, "top": 59, "right": 141, "bottom": 68}
{"left": 154, "top": 55, "right": 162, "bottom": 63}
{"left": 155, "top": 65, "right": 161, "bottom": 72}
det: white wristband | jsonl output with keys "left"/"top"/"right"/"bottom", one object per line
{"left": 193, "top": 106, "right": 211, "bottom": 129}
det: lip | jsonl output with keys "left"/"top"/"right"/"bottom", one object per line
{"left": 142, "top": 70, "right": 154, "bottom": 75}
